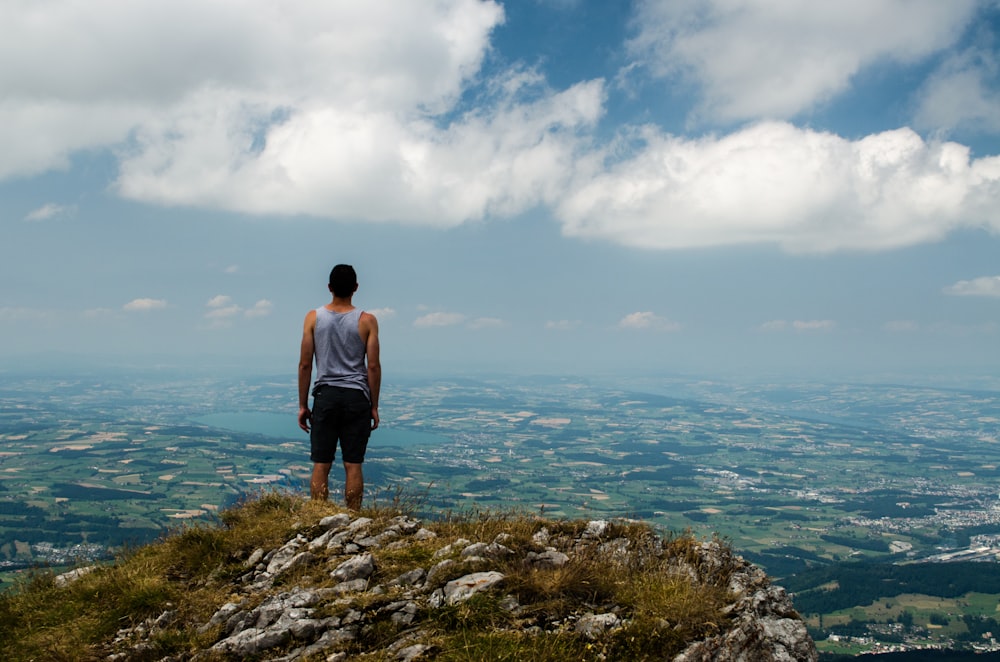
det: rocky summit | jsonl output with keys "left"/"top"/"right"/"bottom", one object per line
{"left": 81, "top": 500, "right": 818, "bottom": 661}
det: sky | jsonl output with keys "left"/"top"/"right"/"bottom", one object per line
{"left": 2, "top": 0, "right": 1000, "bottom": 382}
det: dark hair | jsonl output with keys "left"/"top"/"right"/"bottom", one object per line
{"left": 329, "top": 264, "right": 358, "bottom": 298}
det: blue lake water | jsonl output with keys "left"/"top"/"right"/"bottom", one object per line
{"left": 192, "top": 412, "right": 448, "bottom": 448}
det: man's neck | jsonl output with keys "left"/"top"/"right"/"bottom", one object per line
{"left": 326, "top": 296, "right": 354, "bottom": 312}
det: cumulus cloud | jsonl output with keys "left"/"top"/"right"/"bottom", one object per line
{"left": 793, "top": 320, "right": 836, "bottom": 332}
{"left": 558, "top": 122, "right": 1000, "bottom": 253}
{"left": 244, "top": 299, "right": 273, "bottom": 318}
{"left": 123, "top": 298, "right": 167, "bottom": 312}
{"left": 618, "top": 311, "right": 680, "bottom": 331}
{"left": 914, "top": 41, "right": 1000, "bottom": 134}
{"left": 4, "top": 0, "right": 1000, "bottom": 259}
{"left": 114, "top": 74, "right": 604, "bottom": 225}
{"left": 23, "top": 203, "right": 74, "bottom": 222}
{"left": 414, "top": 312, "right": 466, "bottom": 328}
{"left": 0, "top": 1, "right": 506, "bottom": 179}
{"left": 943, "top": 275, "right": 1000, "bottom": 297}
{"left": 0, "top": 0, "right": 606, "bottom": 226}
{"left": 203, "top": 295, "right": 273, "bottom": 326}
{"left": 367, "top": 307, "right": 396, "bottom": 320}
{"left": 628, "top": 0, "right": 978, "bottom": 122}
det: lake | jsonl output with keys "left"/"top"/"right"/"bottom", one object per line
{"left": 192, "top": 412, "right": 449, "bottom": 448}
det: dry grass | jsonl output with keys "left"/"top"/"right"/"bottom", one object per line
{"left": 0, "top": 491, "right": 737, "bottom": 662}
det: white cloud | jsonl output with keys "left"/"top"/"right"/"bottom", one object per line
{"left": 618, "top": 311, "right": 680, "bottom": 331}
{"left": 414, "top": 312, "right": 466, "bottom": 328}
{"left": 366, "top": 307, "right": 396, "bottom": 320}
{"left": 0, "top": 1, "right": 507, "bottom": 182}
{"left": 558, "top": 122, "right": 1000, "bottom": 253}
{"left": 628, "top": 0, "right": 978, "bottom": 122}
{"left": 205, "top": 305, "right": 240, "bottom": 320}
{"left": 914, "top": 42, "right": 1000, "bottom": 134}
{"left": 23, "top": 203, "right": 74, "bottom": 222}
{"left": 123, "top": 298, "right": 167, "bottom": 312}
{"left": 202, "top": 297, "right": 272, "bottom": 326}
{"left": 793, "top": 320, "right": 836, "bottom": 332}
{"left": 244, "top": 299, "right": 273, "bottom": 318}
{"left": 545, "top": 320, "right": 581, "bottom": 330}
{"left": 759, "top": 320, "right": 788, "bottom": 332}
{"left": 0, "top": 1, "right": 611, "bottom": 226}
{"left": 943, "top": 275, "right": 1000, "bottom": 297}
{"left": 224, "top": 265, "right": 240, "bottom": 274}
{"left": 114, "top": 75, "right": 603, "bottom": 225}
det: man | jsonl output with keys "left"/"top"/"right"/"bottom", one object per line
{"left": 298, "top": 264, "right": 381, "bottom": 508}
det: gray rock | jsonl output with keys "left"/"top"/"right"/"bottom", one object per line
{"left": 575, "top": 612, "right": 621, "bottom": 639}
{"left": 432, "top": 538, "right": 471, "bottom": 559}
{"left": 388, "top": 568, "right": 426, "bottom": 588}
{"left": 396, "top": 643, "right": 432, "bottom": 660}
{"left": 331, "top": 578, "right": 369, "bottom": 594}
{"left": 198, "top": 601, "right": 242, "bottom": 634}
{"left": 265, "top": 536, "right": 305, "bottom": 575}
{"left": 460, "top": 542, "right": 489, "bottom": 558}
{"left": 331, "top": 552, "right": 375, "bottom": 583}
{"left": 443, "top": 571, "right": 504, "bottom": 605}
{"left": 273, "top": 550, "right": 318, "bottom": 577}
{"left": 53, "top": 565, "right": 97, "bottom": 587}
{"left": 319, "top": 513, "right": 352, "bottom": 530}
{"left": 244, "top": 548, "right": 265, "bottom": 568}
{"left": 211, "top": 626, "right": 289, "bottom": 656}
{"left": 526, "top": 549, "right": 569, "bottom": 569}
{"left": 582, "top": 520, "right": 609, "bottom": 539}
{"left": 390, "top": 601, "right": 419, "bottom": 626}
{"left": 426, "top": 558, "right": 455, "bottom": 585}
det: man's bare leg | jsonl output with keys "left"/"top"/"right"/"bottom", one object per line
{"left": 311, "top": 462, "right": 332, "bottom": 500}
{"left": 344, "top": 462, "right": 364, "bottom": 510}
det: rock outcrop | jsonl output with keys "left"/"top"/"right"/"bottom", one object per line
{"left": 100, "top": 511, "right": 817, "bottom": 661}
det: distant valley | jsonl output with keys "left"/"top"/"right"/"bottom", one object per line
{"left": 2, "top": 370, "right": 999, "bottom": 655}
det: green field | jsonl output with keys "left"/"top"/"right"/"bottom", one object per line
{"left": 2, "top": 371, "right": 1000, "bottom": 653}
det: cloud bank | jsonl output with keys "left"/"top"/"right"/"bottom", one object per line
{"left": 2, "top": 0, "right": 999, "bottom": 255}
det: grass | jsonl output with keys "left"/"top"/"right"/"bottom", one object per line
{"left": 0, "top": 490, "right": 739, "bottom": 661}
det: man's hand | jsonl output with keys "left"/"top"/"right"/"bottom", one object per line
{"left": 298, "top": 406, "right": 312, "bottom": 433}
{"left": 370, "top": 407, "right": 380, "bottom": 431}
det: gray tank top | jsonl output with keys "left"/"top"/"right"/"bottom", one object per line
{"left": 313, "top": 307, "right": 370, "bottom": 401}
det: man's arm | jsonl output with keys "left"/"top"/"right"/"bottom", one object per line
{"left": 361, "top": 312, "right": 381, "bottom": 430}
{"left": 297, "top": 310, "right": 317, "bottom": 432}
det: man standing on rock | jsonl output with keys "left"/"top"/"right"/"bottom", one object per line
{"left": 298, "top": 264, "right": 381, "bottom": 508}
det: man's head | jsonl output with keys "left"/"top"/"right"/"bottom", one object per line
{"left": 329, "top": 264, "right": 358, "bottom": 298}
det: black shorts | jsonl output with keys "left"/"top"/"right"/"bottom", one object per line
{"left": 310, "top": 385, "right": 371, "bottom": 464}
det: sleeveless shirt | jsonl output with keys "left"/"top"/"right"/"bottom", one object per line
{"left": 313, "top": 307, "right": 370, "bottom": 401}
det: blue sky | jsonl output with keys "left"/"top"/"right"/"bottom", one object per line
{"left": 2, "top": 0, "right": 999, "bottom": 381}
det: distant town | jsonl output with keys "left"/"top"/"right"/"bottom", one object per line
{"left": 2, "top": 370, "right": 999, "bottom": 654}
